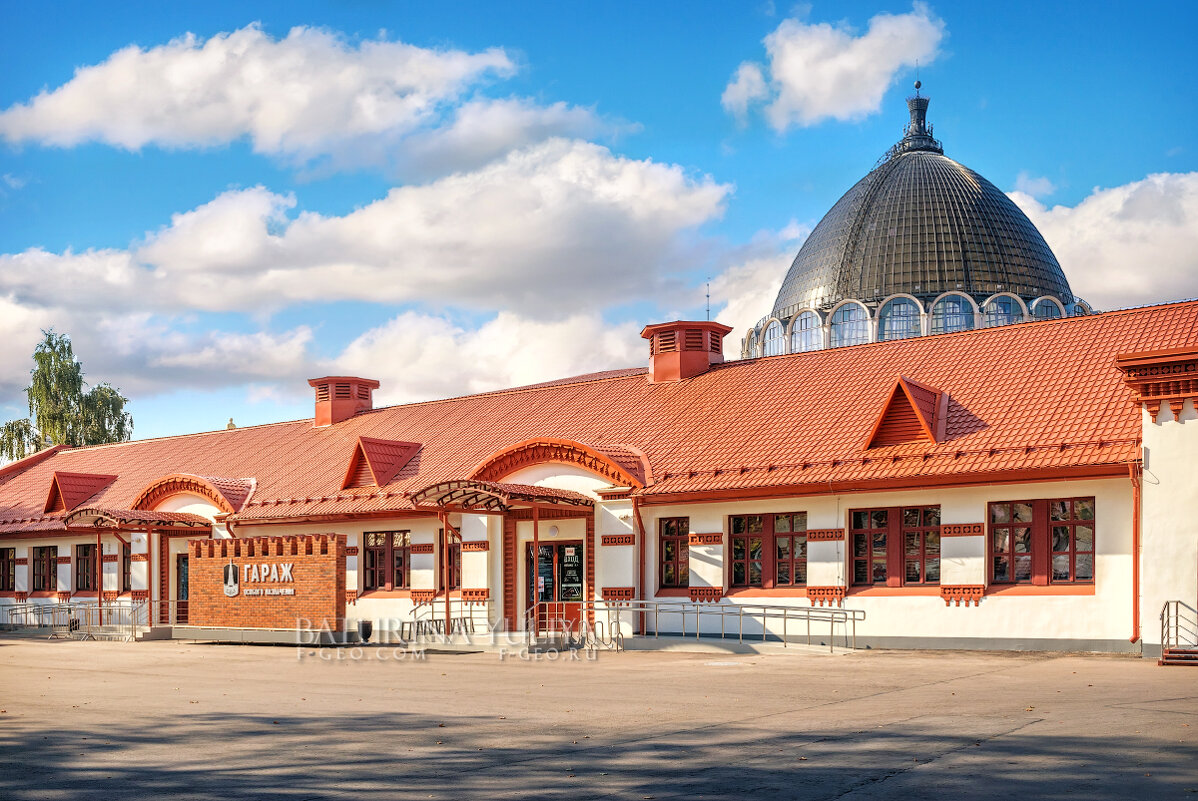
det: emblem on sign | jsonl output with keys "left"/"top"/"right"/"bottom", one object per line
{"left": 223, "top": 559, "right": 240, "bottom": 597}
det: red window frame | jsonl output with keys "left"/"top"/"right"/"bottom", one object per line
{"left": 32, "top": 546, "right": 56, "bottom": 592}
{"left": 363, "top": 531, "right": 410, "bottom": 591}
{"left": 75, "top": 543, "right": 97, "bottom": 592}
{"left": 0, "top": 548, "right": 14, "bottom": 592}
{"left": 728, "top": 512, "right": 809, "bottom": 589}
{"left": 989, "top": 498, "right": 1095, "bottom": 586}
{"left": 659, "top": 517, "right": 690, "bottom": 588}
{"left": 120, "top": 543, "right": 132, "bottom": 593}
{"left": 438, "top": 528, "right": 461, "bottom": 592}
{"left": 729, "top": 514, "right": 766, "bottom": 587}
{"left": 850, "top": 506, "right": 941, "bottom": 587}
{"left": 773, "top": 512, "right": 808, "bottom": 587}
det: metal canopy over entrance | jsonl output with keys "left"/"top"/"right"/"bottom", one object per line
{"left": 62, "top": 507, "right": 213, "bottom": 531}
{"left": 409, "top": 480, "right": 594, "bottom": 513}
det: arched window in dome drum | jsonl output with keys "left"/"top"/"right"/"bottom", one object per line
{"left": 789, "top": 311, "right": 822, "bottom": 353}
{"left": 931, "top": 295, "right": 975, "bottom": 335}
{"left": 1033, "top": 298, "right": 1063, "bottom": 320}
{"left": 763, "top": 321, "right": 785, "bottom": 356}
{"left": 829, "top": 303, "right": 870, "bottom": 348}
{"left": 877, "top": 298, "right": 921, "bottom": 341}
{"left": 1070, "top": 301, "right": 1092, "bottom": 317}
{"left": 984, "top": 296, "right": 1023, "bottom": 328}
{"left": 745, "top": 331, "right": 759, "bottom": 358}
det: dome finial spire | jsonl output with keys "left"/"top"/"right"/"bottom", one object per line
{"left": 896, "top": 79, "right": 942, "bottom": 156}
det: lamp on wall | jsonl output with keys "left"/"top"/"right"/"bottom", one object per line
{"left": 548, "top": 526, "right": 559, "bottom": 537}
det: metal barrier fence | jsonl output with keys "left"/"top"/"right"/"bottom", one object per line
{"left": 525, "top": 599, "right": 866, "bottom": 653}
{"left": 5, "top": 601, "right": 145, "bottom": 641}
{"left": 1161, "top": 600, "right": 1198, "bottom": 650}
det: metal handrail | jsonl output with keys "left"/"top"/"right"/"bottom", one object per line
{"left": 1161, "top": 600, "right": 1198, "bottom": 650}
{"left": 525, "top": 598, "right": 865, "bottom": 653}
{"left": 5, "top": 601, "right": 147, "bottom": 642}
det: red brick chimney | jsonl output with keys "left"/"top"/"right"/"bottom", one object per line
{"left": 640, "top": 321, "right": 733, "bottom": 383}
{"left": 308, "top": 376, "right": 380, "bottom": 427}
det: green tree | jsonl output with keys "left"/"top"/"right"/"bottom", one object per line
{"left": 0, "top": 331, "right": 133, "bottom": 460}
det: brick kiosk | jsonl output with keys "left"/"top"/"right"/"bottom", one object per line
{"left": 189, "top": 534, "right": 346, "bottom": 638}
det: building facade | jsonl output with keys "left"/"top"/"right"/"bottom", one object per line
{"left": 0, "top": 89, "right": 1194, "bottom": 657}
{"left": 0, "top": 305, "right": 1195, "bottom": 656}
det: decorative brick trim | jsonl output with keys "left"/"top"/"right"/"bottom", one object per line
{"left": 808, "top": 586, "right": 846, "bottom": 607}
{"left": 15, "top": 557, "right": 28, "bottom": 565}
{"left": 102, "top": 591, "right": 120, "bottom": 602}
{"left": 131, "top": 589, "right": 149, "bottom": 601}
{"left": 941, "top": 585, "right": 985, "bottom": 607}
{"left": 941, "top": 523, "right": 984, "bottom": 537}
{"left": 1169, "top": 398, "right": 1187, "bottom": 419}
{"left": 601, "top": 534, "right": 634, "bottom": 547}
{"left": 1116, "top": 350, "right": 1198, "bottom": 422}
{"left": 101, "top": 553, "right": 119, "bottom": 563}
{"left": 410, "top": 589, "right": 436, "bottom": 603}
{"left": 689, "top": 586, "right": 722, "bottom": 603}
{"left": 601, "top": 586, "right": 636, "bottom": 601}
{"left": 461, "top": 588, "right": 490, "bottom": 602}
{"left": 130, "top": 553, "right": 149, "bottom": 562}
{"left": 805, "top": 528, "right": 845, "bottom": 541}
{"left": 461, "top": 540, "right": 490, "bottom": 552}
{"left": 470, "top": 439, "right": 644, "bottom": 488}
{"left": 409, "top": 543, "right": 435, "bottom": 554}
{"left": 596, "top": 489, "right": 632, "bottom": 501}
{"left": 688, "top": 532, "right": 722, "bottom": 546}
{"left": 1145, "top": 399, "right": 1162, "bottom": 418}
{"left": 15, "top": 591, "right": 28, "bottom": 602}
{"left": 344, "top": 546, "right": 359, "bottom": 556}
{"left": 56, "top": 591, "right": 72, "bottom": 602}
{"left": 345, "top": 590, "right": 358, "bottom": 606}
{"left": 55, "top": 555, "right": 72, "bottom": 564}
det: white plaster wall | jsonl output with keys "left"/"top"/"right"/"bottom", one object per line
{"left": 689, "top": 545, "right": 723, "bottom": 589}
{"left": 940, "top": 536, "right": 985, "bottom": 585}
{"left": 502, "top": 464, "right": 611, "bottom": 500}
{"left": 595, "top": 499, "right": 636, "bottom": 596}
{"left": 1141, "top": 399, "right": 1198, "bottom": 648}
{"left": 639, "top": 477, "right": 1133, "bottom": 645}
{"left": 14, "top": 545, "right": 28, "bottom": 593}
{"left": 807, "top": 541, "right": 844, "bottom": 587}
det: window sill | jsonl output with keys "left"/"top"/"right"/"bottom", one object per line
{"left": 986, "top": 584, "right": 1095, "bottom": 596}
{"left": 0, "top": 591, "right": 15, "bottom": 598}
{"left": 724, "top": 587, "right": 809, "bottom": 598}
{"left": 654, "top": 587, "right": 690, "bottom": 597}
{"left": 73, "top": 591, "right": 99, "bottom": 598}
{"left": 848, "top": 586, "right": 942, "bottom": 597}
{"left": 29, "top": 591, "right": 58, "bottom": 598}
{"left": 357, "top": 590, "right": 413, "bottom": 599}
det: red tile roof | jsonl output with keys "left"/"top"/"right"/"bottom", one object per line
{"left": 44, "top": 471, "right": 118, "bottom": 512}
{"left": 1, "top": 300, "right": 1195, "bottom": 534}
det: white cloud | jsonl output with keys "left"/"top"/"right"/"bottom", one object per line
{"left": 0, "top": 24, "right": 606, "bottom": 175}
{"left": 335, "top": 311, "right": 643, "bottom": 404}
{"left": 1, "top": 139, "right": 730, "bottom": 317}
{"left": 1014, "top": 170, "right": 1056, "bottom": 198}
{"left": 1010, "top": 172, "right": 1198, "bottom": 310}
{"left": 0, "top": 139, "right": 731, "bottom": 401}
{"left": 722, "top": 63, "right": 768, "bottom": 122}
{"left": 725, "top": 4, "right": 944, "bottom": 130}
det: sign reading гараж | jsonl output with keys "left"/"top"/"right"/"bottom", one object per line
{"left": 191, "top": 535, "right": 346, "bottom": 630}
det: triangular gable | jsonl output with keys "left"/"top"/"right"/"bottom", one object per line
{"left": 865, "top": 377, "right": 944, "bottom": 448}
{"left": 44, "top": 471, "right": 118, "bottom": 513}
{"left": 342, "top": 438, "right": 421, "bottom": 489}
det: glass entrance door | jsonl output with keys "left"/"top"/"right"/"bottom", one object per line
{"left": 526, "top": 541, "right": 584, "bottom": 629}
{"left": 176, "top": 553, "right": 189, "bottom": 624}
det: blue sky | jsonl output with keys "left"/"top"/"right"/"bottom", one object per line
{"left": 1, "top": 1, "right": 1195, "bottom": 441}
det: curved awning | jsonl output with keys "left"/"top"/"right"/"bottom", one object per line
{"left": 63, "top": 507, "right": 213, "bottom": 530}
{"left": 409, "top": 480, "right": 594, "bottom": 513}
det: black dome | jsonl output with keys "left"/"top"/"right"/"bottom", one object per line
{"left": 770, "top": 94, "right": 1072, "bottom": 319}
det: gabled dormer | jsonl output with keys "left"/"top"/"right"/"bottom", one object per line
{"left": 865, "top": 377, "right": 946, "bottom": 448}
{"left": 44, "top": 471, "right": 118, "bottom": 513}
{"left": 342, "top": 437, "right": 421, "bottom": 489}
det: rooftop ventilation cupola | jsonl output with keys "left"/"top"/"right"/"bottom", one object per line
{"left": 308, "top": 376, "right": 380, "bottom": 427}
{"left": 640, "top": 321, "right": 733, "bottom": 383}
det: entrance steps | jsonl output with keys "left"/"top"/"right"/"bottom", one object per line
{"left": 1159, "top": 647, "right": 1198, "bottom": 666}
